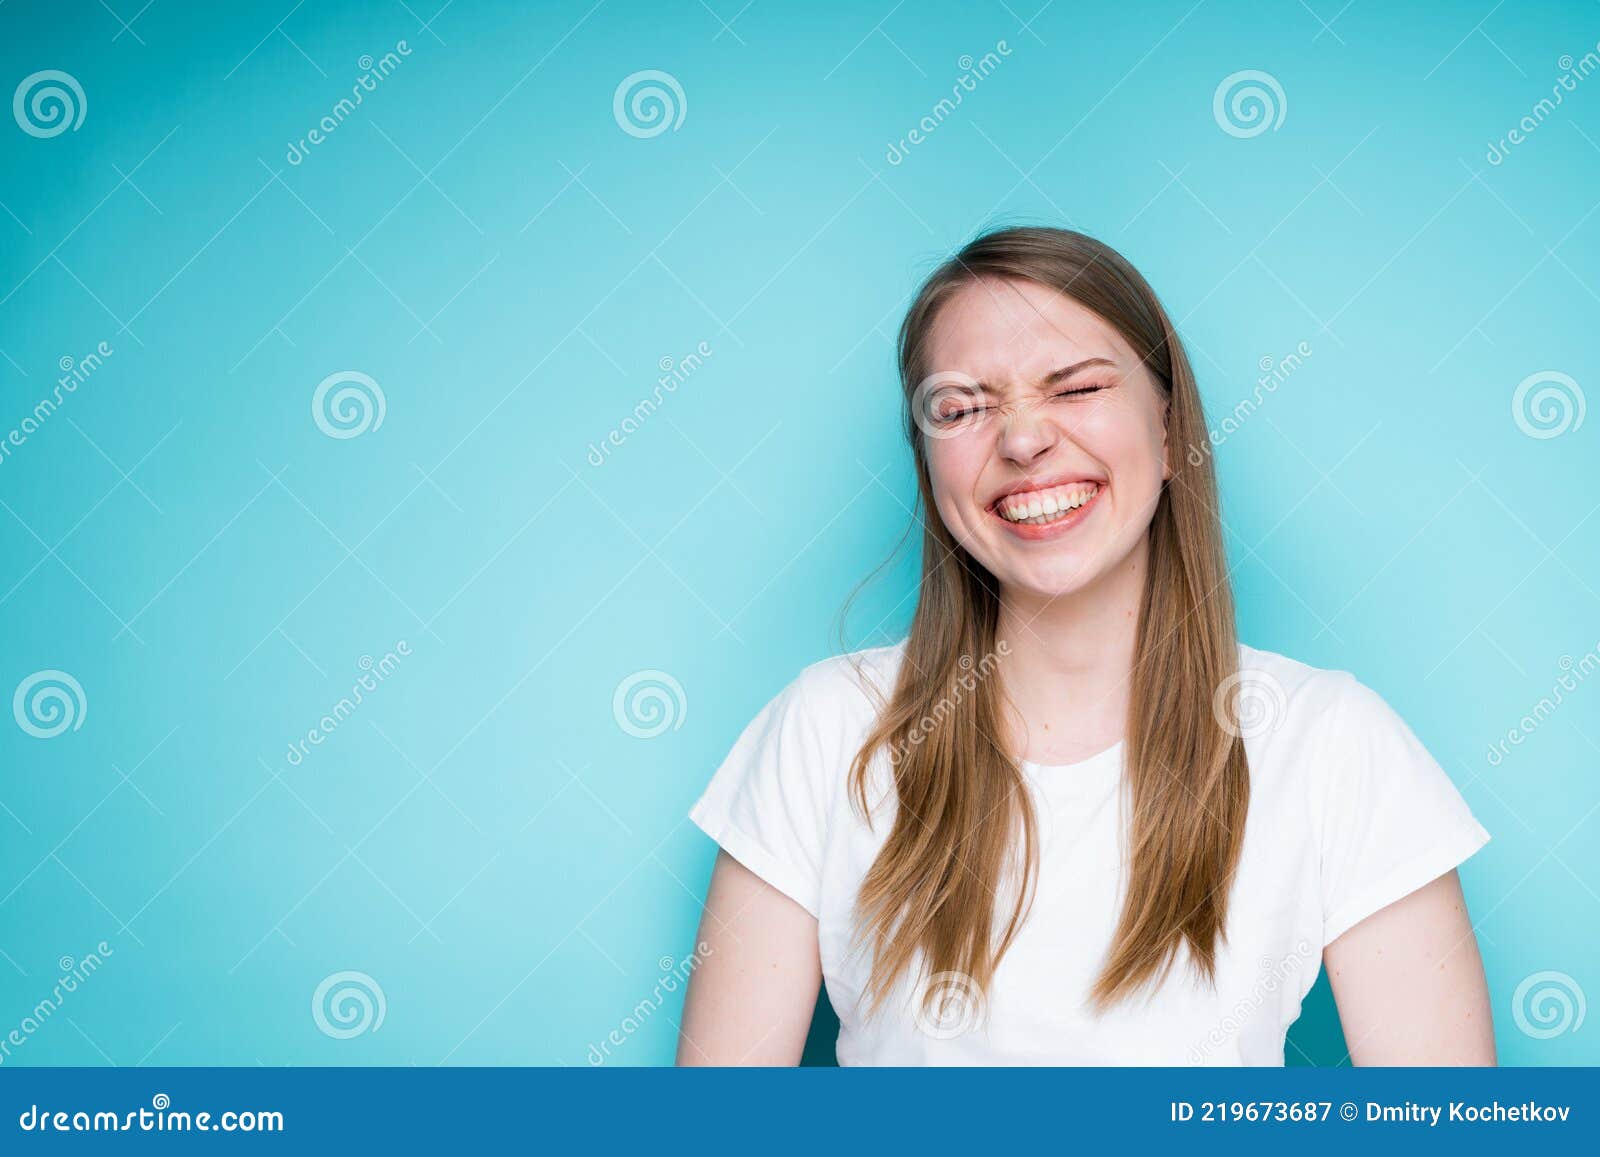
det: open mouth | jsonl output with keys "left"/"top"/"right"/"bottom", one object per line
{"left": 990, "top": 480, "right": 1101, "bottom": 528}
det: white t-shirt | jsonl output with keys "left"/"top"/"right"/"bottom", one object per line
{"left": 688, "top": 640, "right": 1490, "bottom": 1066}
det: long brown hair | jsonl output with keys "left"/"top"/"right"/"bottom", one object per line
{"left": 847, "top": 225, "right": 1248, "bottom": 1014}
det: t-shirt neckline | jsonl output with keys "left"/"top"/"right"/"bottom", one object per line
{"left": 1021, "top": 738, "right": 1125, "bottom": 777}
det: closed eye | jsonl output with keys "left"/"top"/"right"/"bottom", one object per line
{"left": 1052, "top": 383, "right": 1108, "bottom": 399}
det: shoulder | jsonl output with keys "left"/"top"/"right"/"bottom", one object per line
{"left": 691, "top": 644, "right": 907, "bottom": 917}
{"left": 699, "top": 641, "right": 904, "bottom": 819}
{"left": 722, "top": 639, "right": 906, "bottom": 746}
{"left": 1234, "top": 642, "right": 1404, "bottom": 777}
{"left": 1237, "top": 641, "right": 1347, "bottom": 696}
{"left": 760, "top": 639, "right": 905, "bottom": 752}
{"left": 1236, "top": 642, "right": 1443, "bottom": 791}
{"left": 1236, "top": 646, "right": 1488, "bottom": 943}
{"left": 1236, "top": 641, "right": 1377, "bottom": 731}
{"left": 789, "top": 640, "right": 906, "bottom": 712}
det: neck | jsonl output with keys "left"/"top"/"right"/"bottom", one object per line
{"left": 993, "top": 538, "right": 1148, "bottom": 764}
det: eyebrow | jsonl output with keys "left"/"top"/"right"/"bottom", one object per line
{"left": 975, "top": 357, "right": 1117, "bottom": 394}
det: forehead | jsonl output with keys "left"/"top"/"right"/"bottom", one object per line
{"left": 922, "top": 277, "right": 1135, "bottom": 385}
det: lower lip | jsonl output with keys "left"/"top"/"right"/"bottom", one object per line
{"left": 988, "top": 486, "right": 1103, "bottom": 540}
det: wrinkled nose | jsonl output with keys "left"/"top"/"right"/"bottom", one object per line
{"left": 996, "top": 402, "right": 1060, "bottom": 468}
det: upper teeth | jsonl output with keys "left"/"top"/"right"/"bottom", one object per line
{"left": 997, "top": 482, "right": 1098, "bottom": 523}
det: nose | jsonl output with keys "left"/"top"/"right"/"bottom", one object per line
{"left": 996, "top": 400, "right": 1061, "bottom": 467}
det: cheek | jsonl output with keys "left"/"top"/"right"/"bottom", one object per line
{"left": 1076, "top": 403, "right": 1164, "bottom": 485}
{"left": 925, "top": 439, "right": 983, "bottom": 503}
{"left": 924, "top": 440, "right": 990, "bottom": 537}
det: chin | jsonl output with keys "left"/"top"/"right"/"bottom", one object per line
{"left": 991, "top": 559, "right": 1109, "bottom": 602}
{"left": 955, "top": 515, "right": 1141, "bottom": 604}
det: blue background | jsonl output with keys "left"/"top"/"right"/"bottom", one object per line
{"left": 0, "top": 0, "right": 1595, "bottom": 1067}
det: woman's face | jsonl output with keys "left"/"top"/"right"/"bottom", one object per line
{"left": 917, "top": 277, "right": 1171, "bottom": 602}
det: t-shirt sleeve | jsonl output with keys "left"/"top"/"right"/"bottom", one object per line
{"left": 1313, "top": 672, "right": 1490, "bottom": 946}
{"left": 688, "top": 670, "right": 836, "bottom": 918}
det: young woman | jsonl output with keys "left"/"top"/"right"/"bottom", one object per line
{"left": 677, "top": 227, "right": 1493, "bottom": 1066}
